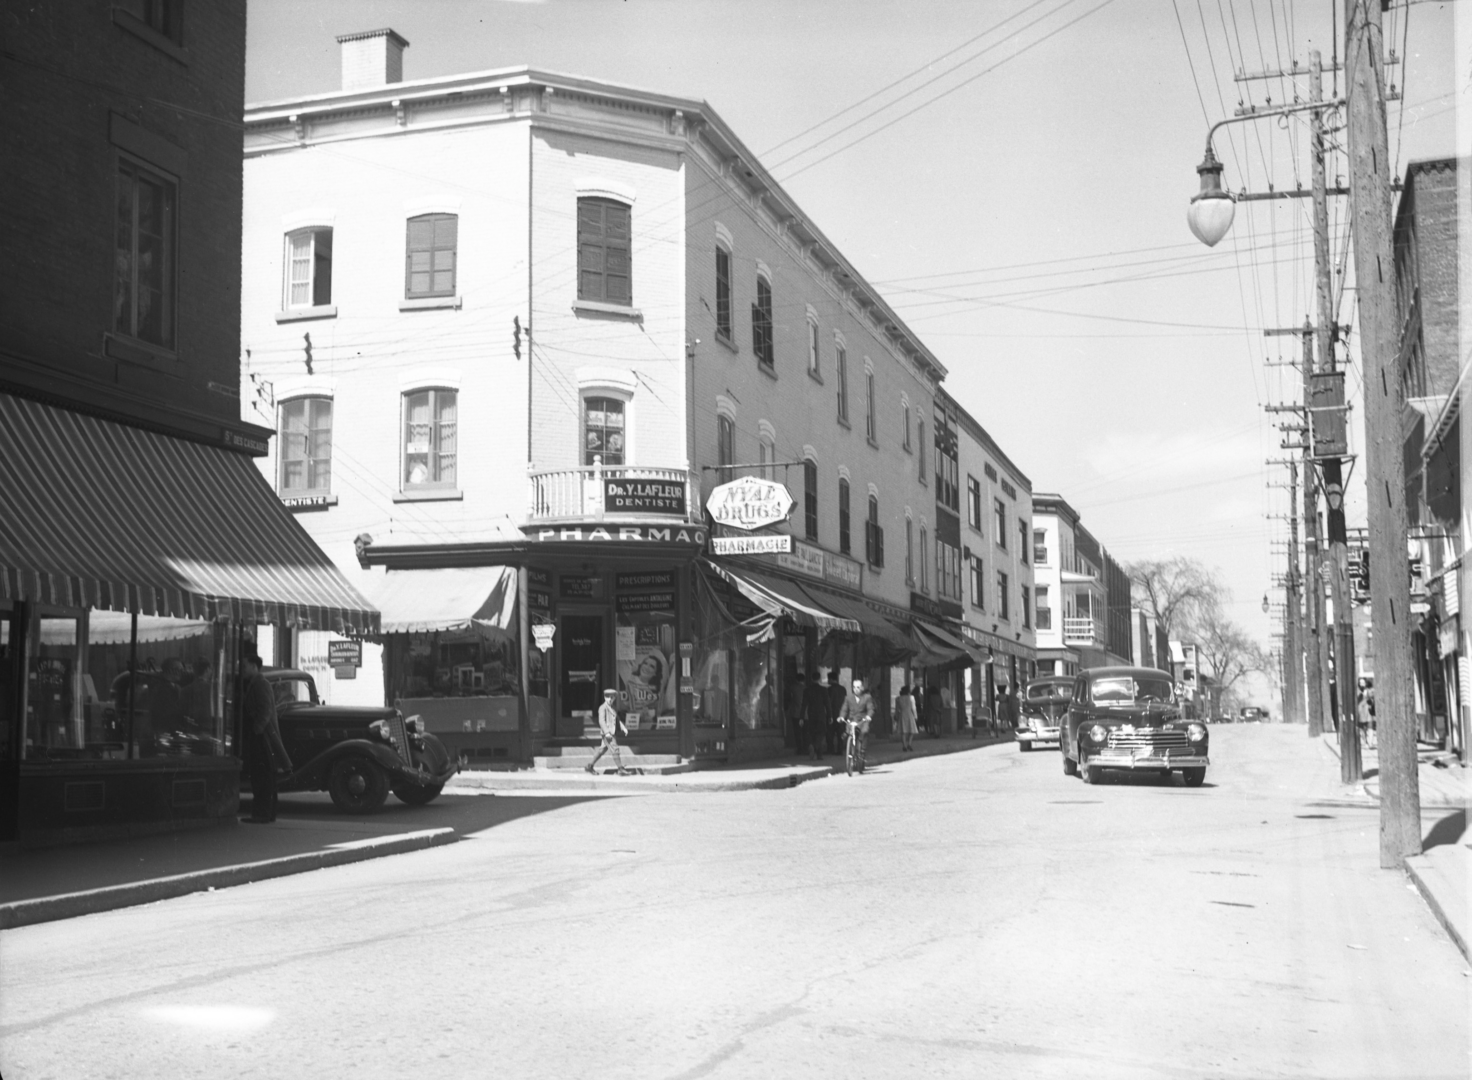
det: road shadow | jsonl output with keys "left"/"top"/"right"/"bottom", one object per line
{"left": 1423, "top": 808, "right": 1467, "bottom": 851}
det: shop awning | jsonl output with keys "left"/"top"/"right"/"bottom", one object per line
{"left": 702, "top": 560, "right": 859, "bottom": 638}
{"left": 795, "top": 584, "right": 913, "bottom": 651}
{"left": 364, "top": 566, "right": 518, "bottom": 635}
{"left": 0, "top": 392, "right": 378, "bottom": 633}
{"left": 914, "top": 619, "right": 986, "bottom": 664}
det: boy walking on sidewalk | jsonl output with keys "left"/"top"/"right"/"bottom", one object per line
{"left": 587, "top": 688, "right": 632, "bottom": 775}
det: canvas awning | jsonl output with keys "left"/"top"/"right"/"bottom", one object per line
{"left": 914, "top": 619, "right": 986, "bottom": 664}
{"left": 794, "top": 583, "right": 913, "bottom": 651}
{"left": 0, "top": 392, "right": 378, "bottom": 633}
{"left": 363, "top": 566, "right": 518, "bottom": 635}
{"left": 702, "top": 560, "right": 860, "bottom": 638}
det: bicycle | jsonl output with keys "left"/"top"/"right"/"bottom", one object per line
{"left": 839, "top": 714, "right": 870, "bottom": 776}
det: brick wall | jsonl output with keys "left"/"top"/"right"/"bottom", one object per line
{"left": 0, "top": 3, "right": 246, "bottom": 433}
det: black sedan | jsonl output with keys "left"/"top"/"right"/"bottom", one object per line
{"left": 1059, "top": 666, "right": 1209, "bottom": 787}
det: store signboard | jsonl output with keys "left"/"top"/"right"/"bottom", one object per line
{"left": 712, "top": 534, "right": 791, "bottom": 555}
{"left": 775, "top": 538, "right": 824, "bottom": 579}
{"left": 705, "top": 476, "right": 793, "bottom": 531}
{"left": 604, "top": 478, "right": 687, "bottom": 516}
{"left": 328, "top": 641, "right": 362, "bottom": 668}
{"left": 823, "top": 552, "right": 862, "bottom": 591}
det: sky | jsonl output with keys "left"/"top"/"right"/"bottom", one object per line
{"left": 246, "top": 0, "right": 1464, "bottom": 691}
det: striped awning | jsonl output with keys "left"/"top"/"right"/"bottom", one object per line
{"left": 702, "top": 560, "right": 860, "bottom": 638}
{"left": 0, "top": 393, "right": 379, "bottom": 633}
{"left": 363, "top": 566, "right": 518, "bottom": 635}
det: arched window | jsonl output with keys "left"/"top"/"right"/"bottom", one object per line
{"left": 578, "top": 197, "right": 631, "bottom": 304}
{"left": 905, "top": 517, "right": 914, "bottom": 584}
{"left": 919, "top": 524, "right": 929, "bottom": 594}
{"left": 583, "top": 396, "right": 626, "bottom": 466}
{"left": 717, "top": 413, "right": 735, "bottom": 468}
{"left": 838, "top": 478, "right": 851, "bottom": 555}
{"left": 865, "top": 494, "right": 884, "bottom": 568}
{"left": 752, "top": 274, "right": 774, "bottom": 368}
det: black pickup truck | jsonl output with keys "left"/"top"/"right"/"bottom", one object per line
{"left": 260, "top": 669, "right": 457, "bottom": 813}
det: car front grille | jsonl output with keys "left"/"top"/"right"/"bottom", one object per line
{"left": 386, "top": 713, "right": 412, "bottom": 765}
{"left": 1106, "top": 728, "right": 1189, "bottom": 752}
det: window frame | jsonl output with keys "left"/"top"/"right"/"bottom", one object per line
{"left": 836, "top": 348, "right": 849, "bottom": 423}
{"left": 401, "top": 387, "right": 459, "bottom": 491}
{"left": 997, "top": 569, "right": 1010, "bottom": 621}
{"left": 752, "top": 274, "right": 775, "bottom": 369}
{"left": 114, "top": 155, "right": 177, "bottom": 350}
{"left": 804, "top": 459, "right": 819, "bottom": 541}
{"left": 919, "top": 524, "right": 929, "bottom": 594}
{"left": 917, "top": 419, "right": 927, "bottom": 484}
{"left": 905, "top": 518, "right": 915, "bottom": 585}
{"left": 994, "top": 498, "right": 1007, "bottom": 549}
{"left": 717, "top": 412, "right": 735, "bottom": 469}
{"left": 277, "top": 396, "right": 333, "bottom": 496}
{"left": 865, "top": 371, "right": 876, "bottom": 443}
{"left": 967, "top": 475, "right": 982, "bottom": 531}
{"left": 807, "top": 317, "right": 820, "bottom": 378}
{"left": 284, "top": 226, "right": 333, "bottom": 310}
{"left": 838, "top": 478, "right": 851, "bottom": 555}
{"left": 582, "top": 395, "right": 627, "bottom": 467}
{"left": 404, "top": 212, "right": 458, "bottom": 299}
{"left": 577, "top": 196, "right": 632, "bottom": 306}
{"left": 864, "top": 494, "right": 884, "bottom": 568}
{"left": 715, "top": 245, "right": 733, "bottom": 341}
{"left": 1019, "top": 519, "right": 1029, "bottom": 564}
{"left": 971, "top": 555, "right": 985, "bottom": 611}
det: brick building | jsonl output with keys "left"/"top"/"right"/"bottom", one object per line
{"left": 241, "top": 30, "right": 966, "bottom": 764}
{"left": 0, "top": 5, "right": 375, "bottom": 844}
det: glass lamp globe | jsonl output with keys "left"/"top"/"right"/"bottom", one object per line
{"left": 1187, "top": 146, "right": 1236, "bottom": 247}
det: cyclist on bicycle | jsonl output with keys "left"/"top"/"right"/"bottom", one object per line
{"left": 841, "top": 678, "right": 874, "bottom": 771}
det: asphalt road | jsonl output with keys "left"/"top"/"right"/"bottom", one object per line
{"left": 1, "top": 726, "right": 1467, "bottom": 1079}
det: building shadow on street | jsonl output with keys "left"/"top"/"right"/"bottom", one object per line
{"left": 1423, "top": 808, "right": 1466, "bottom": 851}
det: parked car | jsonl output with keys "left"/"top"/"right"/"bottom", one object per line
{"left": 1060, "top": 666, "right": 1209, "bottom": 787}
{"left": 1239, "top": 706, "right": 1268, "bottom": 723}
{"left": 1017, "top": 676, "right": 1071, "bottom": 751}
{"left": 259, "top": 669, "right": 457, "bottom": 813}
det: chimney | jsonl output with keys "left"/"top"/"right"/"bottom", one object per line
{"left": 336, "top": 29, "right": 409, "bottom": 91}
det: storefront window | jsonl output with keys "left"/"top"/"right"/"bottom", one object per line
{"left": 23, "top": 609, "right": 235, "bottom": 761}
{"left": 617, "top": 610, "right": 676, "bottom": 734}
{"left": 385, "top": 625, "right": 521, "bottom": 702}
{"left": 735, "top": 636, "right": 778, "bottom": 730}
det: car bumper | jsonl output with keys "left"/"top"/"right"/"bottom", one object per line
{"left": 1016, "top": 729, "right": 1060, "bottom": 744}
{"left": 1084, "top": 750, "right": 1209, "bottom": 769}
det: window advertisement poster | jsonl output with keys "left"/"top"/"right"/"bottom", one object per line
{"left": 616, "top": 613, "right": 676, "bottom": 731}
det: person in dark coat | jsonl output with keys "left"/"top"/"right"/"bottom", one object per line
{"left": 802, "top": 673, "right": 830, "bottom": 761}
{"left": 924, "top": 684, "right": 943, "bottom": 737}
{"left": 787, "top": 672, "right": 808, "bottom": 755}
{"left": 241, "top": 650, "right": 291, "bottom": 823}
{"left": 826, "top": 670, "right": 848, "bottom": 755}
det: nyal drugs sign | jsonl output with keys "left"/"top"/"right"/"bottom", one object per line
{"left": 705, "top": 476, "right": 793, "bottom": 531}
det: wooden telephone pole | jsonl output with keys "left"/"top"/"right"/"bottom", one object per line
{"left": 1344, "top": 0, "right": 1420, "bottom": 868}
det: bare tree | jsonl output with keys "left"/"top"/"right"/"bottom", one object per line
{"left": 1126, "top": 557, "right": 1221, "bottom": 638}
{"left": 1188, "top": 595, "right": 1271, "bottom": 712}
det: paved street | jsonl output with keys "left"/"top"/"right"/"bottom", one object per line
{"left": 2, "top": 726, "right": 1467, "bottom": 1080}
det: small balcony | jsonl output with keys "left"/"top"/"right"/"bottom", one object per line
{"left": 1063, "top": 616, "right": 1101, "bottom": 646}
{"left": 527, "top": 460, "right": 701, "bottom": 524}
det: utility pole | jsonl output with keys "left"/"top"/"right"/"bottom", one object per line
{"left": 1300, "top": 322, "right": 1331, "bottom": 740}
{"left": 1269, "top": 459, "right": 1305, "bottom": 725}
{"left": 1309, "top": 48, "right": 1361, "bottom": 782}
{"left": 1344, "top": 0, "right": 1419, "bottom": 868}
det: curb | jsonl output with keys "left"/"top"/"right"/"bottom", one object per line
{"left": 1405, "top": 856, "right": 1470, "bottom": 964}
{"left": 0, "top": 827, "right": 460, "bottom": 931}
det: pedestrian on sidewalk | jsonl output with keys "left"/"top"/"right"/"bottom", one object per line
{"left": 924, "top": 684, "right": 943, "bottom": 738}
{"left": 241, "top": 650, "right": 291, "bottom": 823}
{"left": 802, "top": 672, "right": 830, "bottom": 760}
{"left": 896, "top": 685, "right": 917, "bottom": 752}
{"left": 787, "top": 671, "right": 808, "bottom": 756}
{"left": 586, "top": 689, "right": 632, "bottom": 775}
{"left": 1357, "top": 688, "right": 1376, "bottom": 749}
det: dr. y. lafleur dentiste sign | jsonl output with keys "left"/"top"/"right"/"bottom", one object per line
{"left": 705, "top": 476, "right": 793, "bottom": 531}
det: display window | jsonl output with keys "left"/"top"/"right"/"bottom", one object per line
{"left": 384, "top": 624, "right": 521, "bottom": 701}
{"left": 616, "top": 610, "right": 676, "bottom": 733}
{"left": 22, "top": 607, "right": 238, "bottom": 762}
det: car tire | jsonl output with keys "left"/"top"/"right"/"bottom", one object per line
{"left": 1019, "top": 739, "right": 1032, "bottom": 753}
{"left": 1081, "top": 761, "right": 1101, "bottom": 785}
{"left": 392, "top": 782, "right": 444, "bottom": 806}
{"left": 328, "top": 755, "right": 390, "bottom": 813}
{"left": 1182, "top": 767, "right": 1206, "bottom": 788}
{"left": 1062, "top": 747, "right": 1078, "bottom": 776}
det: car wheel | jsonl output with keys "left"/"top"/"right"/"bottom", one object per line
{"left": 1019, "top": 739, "right": 1032, "bottom": 753}
{"left": 1182, "top": 767, "right": 1206, "bottom": 788}
{"left": 1062, "top": 747, "right": 1078, "bottom": 776}
{"left": 328, "top": 755, "right": 390, "bottom": 813}
{"left": 392, "top": 782, "right": 444, "bottom": 806}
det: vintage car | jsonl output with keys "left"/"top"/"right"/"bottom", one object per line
{"left": 260, "top": 669, "right": 457, "bottom": 813}
{"left": 1016, "top": 675, "right": 1071, "bottom": 751}
{"left": 1059, "top": 666, "right": 1209, "bottom": 787}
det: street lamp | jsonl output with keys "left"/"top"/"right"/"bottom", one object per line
{"left": 1262, "top": 593, "right": 1270, "bottom": 614}
{"left": 1186, "top": 144, "right": 1236, "bottom": 247}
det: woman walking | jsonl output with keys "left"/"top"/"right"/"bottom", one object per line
{"left": 896, "top": 685, "right": 918, "bottom": 752}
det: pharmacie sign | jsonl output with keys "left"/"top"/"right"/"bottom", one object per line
{"left": 705, "top": 476, "right": 793, "bottom": 531}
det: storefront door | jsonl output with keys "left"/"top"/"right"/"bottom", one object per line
{"left": 559, "top": 612, "right": 606, "bottom": 738}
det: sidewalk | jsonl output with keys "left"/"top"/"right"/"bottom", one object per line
{"left": 448, "top": 729, "right": 1012, "bottom": 795}
{"left": 1319, "top": 731, "right": 1471, "bottom": 962}
{"left": 0, "top": 729, "right": 1008, "bottom": 930}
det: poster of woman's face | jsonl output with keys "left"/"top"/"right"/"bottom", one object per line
{"left": 617, "top": 612, "right": 676, "bottom": 728}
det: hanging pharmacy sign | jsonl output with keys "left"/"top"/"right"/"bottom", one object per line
{"left": 705, "top": 476, "right": 793, "bottom": 531}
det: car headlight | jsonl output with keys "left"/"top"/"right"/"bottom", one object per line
{"left": 369, "top": 719, "right": 397, "bottom": 745}
{"left": 404, "top": 715, "right": 424, "bottom": 735}
{"left": 1087, "top": 724, "right": 1108, "bottom": 743}
{"left": 1187, "top": 723, "right": 1207, "bottom": 743}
